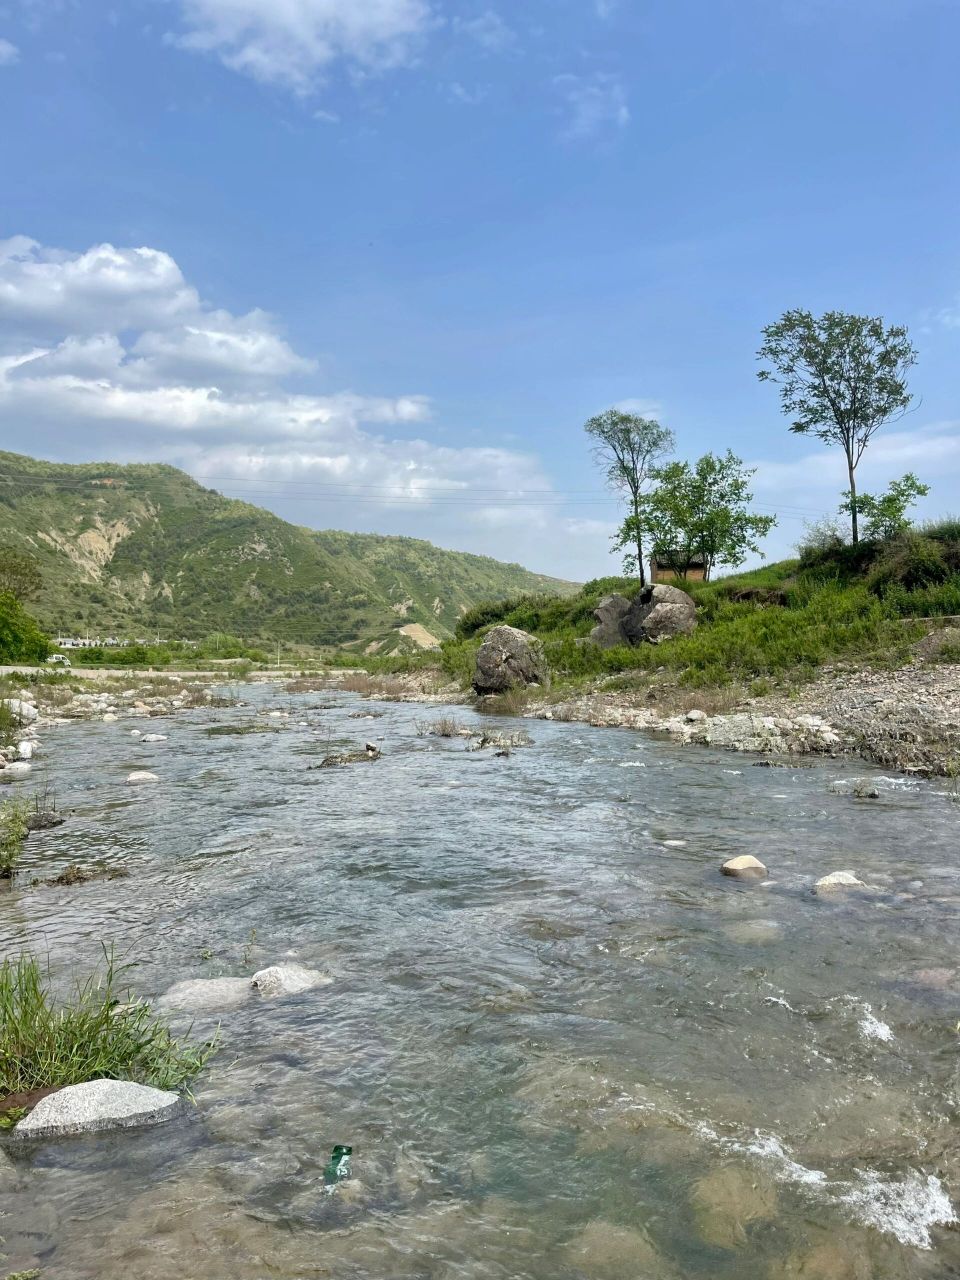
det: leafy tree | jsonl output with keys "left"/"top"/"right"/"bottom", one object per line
{"left": 839, "top": 472, "right": 929, "bottom": 543}
{"left": 757, "top": 310, "right": 917, "bottom": 545}
{"left": 0, "top": 593, "right": 51, "bottom": 663}
{"left": 0, "top": 546, "right": 43, "bottom": 602}
{"left": 584, "top": 408, "right": 675, "bottom": 584}
{"left": 638, "top": 450, "right": 777, "bottom": 580}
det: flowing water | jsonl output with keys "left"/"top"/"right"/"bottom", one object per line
{"left": 2, "top": 684, "right": 960, "bottom": 1279}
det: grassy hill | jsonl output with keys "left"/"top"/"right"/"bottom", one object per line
{"left": 0, "top": 451, "right": 577, "bottom": 650}
{"left": 439, "top": 522, "right": 960, "bottom": 689}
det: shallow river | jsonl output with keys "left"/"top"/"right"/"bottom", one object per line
{"left": 2, "top": 684, "right": 960, "bottom": 1279}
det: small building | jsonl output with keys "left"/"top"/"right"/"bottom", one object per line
{"left": 650, "top": 553, "right": 708, "bottom": 583}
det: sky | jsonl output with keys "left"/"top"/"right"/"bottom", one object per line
{"left": 1, "top": 0, "right": 958, "bottom": 582}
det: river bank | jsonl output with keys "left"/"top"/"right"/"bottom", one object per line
{"left": 310, "top": 646, "right": 960, "bottom": 777}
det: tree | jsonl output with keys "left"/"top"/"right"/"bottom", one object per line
{"left": 0, "top": 546, "right": 43, "bottom": 602}
{"left": 757, "top": 310, "right": 917, "bottom": 545}
{"left": 584, "top": 408, "right": 674, "bottom": 584}
{"left": 839, "top": 472, "right": 929, "bottom": 543}
{"left": 640, "top": 450, "right": 777, "bottom": 580}
{"left": 0, "top": 593, "right": 51, "bottom": 664}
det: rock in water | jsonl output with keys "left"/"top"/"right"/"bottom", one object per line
{"left": 157, "top": 976, "right": 253, "bottom": 1011}
{"left": 472, "top": 625, "right": 549, "bottom": 695}
{"left": 250, "top": 963, "right": 332, "bottom": 996}
{"left": 622, "top": 584, "right": 697, "bottom": 645}
{"left": 563, "top": 1220, "right": 672, "bottom": 1278}
{"left": 814, "top": 870, "right": 865, "bottom": 894}
{"left": 588, "top": 594, "right": 632, "bottom": 649}
{"left": 692, "top": 1165, "right": 778, "bottom": 1249}
{"left": 126, "top": 771, "right": 159, "bottom": 783}
{"left": 12, "top": 1079, "right": 182, "bottom": 1139}
{"left": 721, "top": 855, "right": 768, "bottom": 879}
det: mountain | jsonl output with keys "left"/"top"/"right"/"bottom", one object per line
{"left": 0, "top": 451, "right": 578, "bottom": 650}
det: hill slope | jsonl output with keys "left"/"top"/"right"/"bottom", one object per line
{"left": 0, "top": 452, "right": 577, "bottom": 649}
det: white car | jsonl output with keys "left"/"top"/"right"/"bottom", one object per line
{"left": 46, "top": 654, "right": 72, "bottom": 667}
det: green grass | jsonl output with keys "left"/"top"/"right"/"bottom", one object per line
{"left": 0, "top": 950, "right": 217, "bottom": 1097}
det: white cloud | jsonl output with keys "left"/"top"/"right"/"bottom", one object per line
{"left": 0, "top": 233, "right": 608, "bottom": 577}
{"left": 171, "top": 0, "right": 433, "bottom": 93}
{"left": 555, "top": 73, "right": 629, "bottom": 140}
{"left": 0, "top": 38, "right": 19, "bottom": 65}
{"left": 457, "top": 10, "right": 516, "bottom": 52}
{"left": 613, "top": 397, "right": 663, "bottom": 418}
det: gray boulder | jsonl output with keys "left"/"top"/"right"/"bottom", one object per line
{"left": 13, "top": 1079, "right": 182, "bottom": 1139}
{"left": 589, "top": 594, "right": 632, "bottom": 649}
{"left": 157, "top": 976, "right": 253, "bottom": 1012}
{"left": 250, "top": 963, "right": 332, "bottom": 996}
{"left": 473, "top": 626, "right": 549, "bottom": 695}
{"left": 622, "top": 584, "right": 697, "bottom": 645}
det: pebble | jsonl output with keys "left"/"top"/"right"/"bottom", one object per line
{"left": 126, "top": 771, "right": 159, "bottom": 784}
{"left": 814, "top": 870, "right": 865, "bottom": 894}
{"left": 721, "top": 855, "right": 768, "bottom": 879}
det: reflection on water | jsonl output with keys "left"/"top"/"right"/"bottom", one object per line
{"left": 1, "top": 686, "right": 959, "bottom": 1278}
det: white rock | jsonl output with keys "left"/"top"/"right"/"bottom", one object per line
{"left": 815, "top": 870, "right": 865, "bottom": 893}
{"left": 126, "top": 770, "right": 159, "bottom": 784}
{"left": 141, "top": 734, "right": 168, "bottom": 743}
{"left": 721, "top": 854, "right": 768, "bottom": 879}
{"left": 17, "top": 741, "right": 34, "bottom": 760}
{"left": 102, "top": 713, "right": 119, "bottom": 723}
{"left": 12, "top": 1079, "right": 181, "bottom": 1139}
{"left": 157, "top": 976, "right": 252, "bottom": 1012}
{"left": 130, "top": 729, "right": 142, "bottom": 737}
{"left": 1, "top": 698, "right": 38, "bottom": 724}
{"left": 251, "top": 963, "right": 332, "bottom": 997}
{"left": 3, "top": 761, "right": 31, "bottom": 777}
{"left": 686, "top": 709, "right": 708, "bottom": 723}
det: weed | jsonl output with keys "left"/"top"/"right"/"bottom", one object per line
{"left": 479, "top": 687, "right": 530, "bottom": 716}
{"left": 0, "top": 795, "right": 29, "bottom": 877}
{"left": 415, "top": 716, "right": 467, "bottom": 738}
{"left": 241, "top": 928, "right": 258, "bottom": 968}
{"left": 0, "top": 949, "right": 217, "bottom": 1096}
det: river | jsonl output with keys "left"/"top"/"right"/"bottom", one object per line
{"left": 1, "top": 682, "right": 958, "bottom": 1278}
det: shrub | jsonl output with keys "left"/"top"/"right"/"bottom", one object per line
{"left": 0, "top": 950, "right": 217, "bottom": 1097}
{"left": 0, "top": 796, "right": 29, "bottom": 878}
{"left": 0, "top": 593, "right": 51, "bottom": 664}
{"left": 867, "top": 534, "right": 950, "bottom": 593}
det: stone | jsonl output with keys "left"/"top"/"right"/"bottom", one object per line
{"left": 692, "top": 1165, "right": 778, "bottom": 1249}
{"left": 563, "top": 1220, "right": 673, "bottom": 1279}
{"left": 472, "top": 625, "right": 549, "bottom": 695}
{"left": 622, "top": 584, "right": 698, "bottom": 645}
{"left": 126, "top": 770, "right": 159, "bottom": 783}
{"left": 2, "top": 760, "right": 31, "bottom": 777}
{"left": 721, "top": 855, "right": 768, "bottom": 879}
{"left": 814, "top": 870, "right": 865, "bottom": 894}
{"left": 141, "top": 733, "right": 168, "bottom": 743}
{"left": 157, "top": 976, "right": 253, "bottom": 1012}
{"left": 776, "top": 1239, "right": 875, "bottom": 1279}
{"left": 12, "top": 1079, "right": 182, "bottom": 1139}
{"left": 102, "top": 712, "right": 119, "bottom": 723}
{"left": 17, "top": 740, "right": 35, "bottom": 759}
{"left": 250, "top": 963, "right": 332, "bottom": 996}
{"left": 1, "top": 698, "right": 38, "bottom": 724}
{"left": 724, "top": 919, "right": 782, "bottom": 945}
{"left": 686, "top": 709, "right": 708, "bottom": 722}
{"left": 588, "top": 594, "right": 632, "bottom": 649}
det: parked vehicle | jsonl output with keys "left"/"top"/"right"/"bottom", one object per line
{"left": 46, "top": 654, "right": 72, "bottom": 667}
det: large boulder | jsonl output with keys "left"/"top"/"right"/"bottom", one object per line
{"left": 1, "top": 698, "right": 38, "bottom": 725}
{"left": 589, "top": 594, "right": 632, "bottom": 649}
{"left": 473, "top": 626, "right": 549, "bottom": 696}
{"left": 622, "top": 584, "right": 697, "bottom": 645}
{"left": 12, "top": 1079, "right": 182, "bottom": 1139}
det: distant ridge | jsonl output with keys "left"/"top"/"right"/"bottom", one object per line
{"left": 0, "top": 451, "right": 578, "bottom": 650}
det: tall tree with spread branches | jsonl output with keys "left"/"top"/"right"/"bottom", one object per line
{"left": 584, "top": 408, "right": 675, "bottom": 585}
{"left": 757, "top": 310, "right": 917, "bottom": 545}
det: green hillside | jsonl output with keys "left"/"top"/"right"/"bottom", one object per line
{"left": 0, "top": 452, "right": 577, "bottom": 650}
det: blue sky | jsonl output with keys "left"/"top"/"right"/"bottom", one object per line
{"left": 1, "top": 0, "right": 958, "bottom": 580}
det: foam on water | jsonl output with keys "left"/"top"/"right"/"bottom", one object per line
{"left": 840, "top": 1170, "right": 957, "bottom": 1249}
{"left": 858, "top": 1004, "right": 895, "bottom": 1042}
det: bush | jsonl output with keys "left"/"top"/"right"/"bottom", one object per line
{"left": 0, "top": 796, "right": 29, "bottom": 878}
{"left": 867, "top": 534, "right": 950, "bottom": 593}
{"left": 0, "top": 593, "right": 51, "bottom": 664}
{"left": 0, "top": 950, "right": 217, "bottom": 1097}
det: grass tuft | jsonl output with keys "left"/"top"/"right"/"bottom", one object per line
{"left": 0, "top": 949, "right": 217, "bottom": 1098}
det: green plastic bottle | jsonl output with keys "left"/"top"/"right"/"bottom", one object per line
{"left": 324, "top": 1144, "right": 353, "bottom": 1185}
